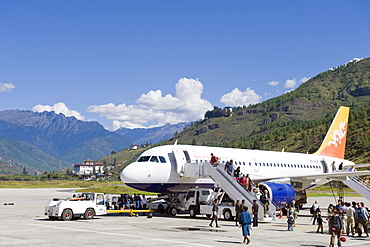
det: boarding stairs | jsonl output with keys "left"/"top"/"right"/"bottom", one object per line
{"left": 343, "top": 176, "right": 370, "bottom": 201}
{"left": 195, "top": 162, "right": 276, "bottom": 221}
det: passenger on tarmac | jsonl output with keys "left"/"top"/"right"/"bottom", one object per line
{"left": 239, "top": 205, "right": 252, "bottom": 244}
{"left": 252, "top": 199, "right": 259, "bottom": 227}
{"left": 209, "top": 199, "right": 220, "bottom": 228}
{"left": 134, "top": 194, "right": 141, "bottom": 209}
{"left": 235, "top": 200, "right": 241, "bottom": 226}
{"left": 329, "top": 209, "right": 344, "bottom": 247}
{"left": 260, "top": 190, "right": 270, "bottom": 217}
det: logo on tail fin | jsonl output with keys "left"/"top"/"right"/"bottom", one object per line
{"left": 314, "top": 106, "right": 349, "bottom": 159}
{"left": 328, "top": 121, "right": 347, "bottom": 148}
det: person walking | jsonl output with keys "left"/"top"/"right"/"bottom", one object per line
{"left": 311, "top": 200, "right": 319, "bottom": 225}
{"left": 345, "top": 202, "right": 355, "bottom": 236}
{"left": 209, "top": 199, "right": 220, "bottom": 228}
{"left": 235, "top": 200, "right": 241, "bottom": 226}
{"left": 316, "top": 212, "right": 325, "bottom": 233}
{"left": 355, "top": 202, "right": 369, "bottom": 237}
{"left": 210, "top": 153, "right": 218, "bottom": 166}
{"left": 329, "top": 209, "right": 344, "bottom": 247}
{"left": 239, "top": 205, "right": 252, "bottom": 244}
{"left": 252, "top": 199, "right": 259, "bottom": 227}
{"left": 260, "top": 190, "right": 270, "bottom": 217}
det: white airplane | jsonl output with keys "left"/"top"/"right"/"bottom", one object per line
{"left": 120, "top": 106, "right": 370, "bottom": 208}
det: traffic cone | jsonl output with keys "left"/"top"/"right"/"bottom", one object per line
{"left": 279, "top": 209, "right": 283, "bottom": 219}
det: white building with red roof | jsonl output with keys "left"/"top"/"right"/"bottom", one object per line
{"left": 73, "top": 159, "right": 104, "bottom": 175}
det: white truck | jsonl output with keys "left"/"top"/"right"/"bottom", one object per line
{"left": 45, "top": 192, "right": 154, "bottom": 221}
{"left": 149, "top": 188, "right": 236, "bottom": 220}
{"left": 45, "top": 192, "right": 107, "bottom": 220}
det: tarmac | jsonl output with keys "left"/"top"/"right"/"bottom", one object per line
{"left": 1, "top": 188, "right": 370, "bottom": 247}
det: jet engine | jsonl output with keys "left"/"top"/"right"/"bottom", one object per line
{"left": 259, "top": 182, "right": 296, "bottom": 209}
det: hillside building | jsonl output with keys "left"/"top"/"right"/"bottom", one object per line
{"left": 73, "top": 159, "right": 104, "bottom": 175}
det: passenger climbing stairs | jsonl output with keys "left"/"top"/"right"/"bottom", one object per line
{"left": 199, "top": 162, "right": 277, "bottom": 221}
{"left": 343, "top": 175, "right": 370, "bottom": 201}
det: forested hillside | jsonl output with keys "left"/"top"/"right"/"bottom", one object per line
{"left": 162, "top": 58, "right": 370, "bottom": 163}
{"left": 85, "top": 58, "right": 370, "bottom": 170}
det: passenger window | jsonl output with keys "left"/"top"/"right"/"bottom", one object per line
{"left": 150, "top": 156, "right": 159, "bottom": 163}
{"left": 159, "top": 156, "right": 166, "bottom": 163}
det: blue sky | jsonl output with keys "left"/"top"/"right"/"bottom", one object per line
{"left": 1, "top": 1, "right": 369, "bottom": 130}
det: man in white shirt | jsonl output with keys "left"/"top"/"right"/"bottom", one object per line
{"left": 345, "top": 202, "right": 355, "bottom": 236}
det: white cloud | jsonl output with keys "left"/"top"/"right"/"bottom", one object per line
{"left": 88, "top": 78, "right": 213, "bottom": 130}
{"left": 299, "top": 77, "right": 310, "bottom": 83}
{"left": 268, "top": 80, "right": 279, "bottom": 86}
{"left": 220, "top": 88, "right": 261, "bottom": 107}
{"left": 32, "top": 102, "right": 86, "bottom": 120}
{"left": 0, "top": 82, "right": 15, "bottom": 92}
{"left": 284, "top": 78, "right": 297, "bottom": 88}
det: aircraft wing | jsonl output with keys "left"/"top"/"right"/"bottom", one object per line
{"left": 354, "top": 163, "right": 370, "bottom": 168}
{"left": 253, "top": 170, "right": 370, "bottom": 184}
{"left": 289, "top": 170, "right": 370, "bottom": 181}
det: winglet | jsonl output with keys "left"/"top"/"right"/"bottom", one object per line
{"left": 314, "top": 106, "right": 350, "bottom": 159}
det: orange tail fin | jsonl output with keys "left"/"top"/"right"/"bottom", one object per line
{"left": 314, "top": 106, "right": 350, "bottom": 159}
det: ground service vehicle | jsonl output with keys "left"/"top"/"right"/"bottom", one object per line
{"left": 149, "top": 188, "right": 236, "bottom": 220}
{"left": 45, "top": 192, "right": 107, "bottom": 220}
{"left": 45, "top": 192, "right": 153, "bottom": 221}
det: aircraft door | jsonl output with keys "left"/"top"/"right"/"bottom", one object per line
{"left": 172, "top": 148, "right": 187, "bottom": 175}
{"left": 320, "top": 159, "right": 329, "bottom": 173}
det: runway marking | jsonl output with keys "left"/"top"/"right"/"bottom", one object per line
{"left": 341, "top": 241, "right": 370, "bottom": 246}
{"left": 28, "top": 223, "right": 214, "bottom": 247}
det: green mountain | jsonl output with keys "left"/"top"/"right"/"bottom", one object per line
{"left": 0, "top": 136, "right": 71, "bottom": 175}
{"left": 0, "top": 110, "right": 131, "bottom": 174}
{"left": 100, "top": 57, "right": 370, "bottom": 169}
{"left": 164, "top": 58, "right": 370, "bottom": 163}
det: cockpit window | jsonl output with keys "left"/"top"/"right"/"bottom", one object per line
{"left": 137, "top": 156, "right": 150, "bottom": 162}
{"left": 150, "top": 156, "right": 159, "bottom": 163}
{"left": 137, "top": 155, "right": 166, "bottom": 163}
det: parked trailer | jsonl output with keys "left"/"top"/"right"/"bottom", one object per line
{"left": 45, "top": 192, "right": 153, "bottom": 220}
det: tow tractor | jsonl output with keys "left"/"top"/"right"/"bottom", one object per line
{"left": 45, "top": 192, "right": 153, "bottom": 221}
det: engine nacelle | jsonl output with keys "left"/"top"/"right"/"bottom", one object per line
{"left": 259, "top": 182, "right": 296, "bottom": 209}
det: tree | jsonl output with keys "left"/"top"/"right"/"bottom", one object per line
{"left": 22, "top": 167, "right": 29, "bottom": 176}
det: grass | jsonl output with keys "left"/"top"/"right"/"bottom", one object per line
{"left": 0, "top": 180, "right": 362, "bottom": 197}
{"left": 0, "top": 180, "right": 157, "bottom": 195}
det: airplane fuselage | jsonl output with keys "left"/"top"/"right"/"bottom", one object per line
{"left": 120, "top": 144, "right": 354, "bottom": 193}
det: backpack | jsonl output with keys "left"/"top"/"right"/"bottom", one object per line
{"left": 356, "top": 208, "right": 364, "bottom": 219}
{"left": 310, "top": 205, "right": 315, "bottom": 214}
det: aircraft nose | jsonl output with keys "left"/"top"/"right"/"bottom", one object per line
{"left": 120, "top": 164, "right": 139, "bottom": 183}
